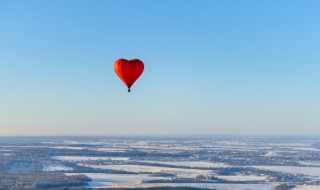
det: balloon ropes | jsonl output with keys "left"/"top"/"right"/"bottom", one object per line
{"left": 114, "top": 59, "right": 144, "bottom": 92}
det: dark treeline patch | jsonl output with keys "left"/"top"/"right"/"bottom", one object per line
{"left": 0, "top": 172, "right": 90, "bottom": 189}
{"left": 86, "top": 187, "right": 212, "bottom": 190}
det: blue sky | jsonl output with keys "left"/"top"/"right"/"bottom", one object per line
{"left": 0, "top": 0, "right": 319, "bottom": 135}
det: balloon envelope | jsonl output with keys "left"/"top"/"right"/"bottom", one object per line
{"left": 114, "top": 59, "right": 144, "bottom": 92}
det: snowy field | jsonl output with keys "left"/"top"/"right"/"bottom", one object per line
{"left": 43, "top": 165, "right": 73, "bottom": 171}
{"left": 85, "top": 164, "right": 213, "bottom": 178}
{"left": 216, "top": 175, "right": 267, "bottom": 182}
{"left": 108, "top": 183, "right": 278, "bottom": 190}
{"left": 299, "top": 161, "right": 320, "bottom": 167}
{"left": 66, "top": 173, "right": 277, "bottom": 189}
{"left": 52, "top": 156, "right": 130, "bottom": 161}
{"left": 250, "top": 166, "right": 320, "bottom": 177}
{"left": 65, "top": 173, "right": 170, "bottom": 188}
{"left": 293, "top": 185, "right": 320, "bottom": 190}
{"left": 50, "top": 146, "right": 86, "bottom": 150}
{"left": 96, "top": 147, "right": 129, "bottom": 152}
{"left": 139, "top": 161, "right": 232, "bottom": 168}
{"left": 2, "top": 136, "right": 320, "bottom": 189}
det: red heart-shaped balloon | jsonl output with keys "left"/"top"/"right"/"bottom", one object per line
{"left": 114, "top": 59, "right": 144, "bottom": 92}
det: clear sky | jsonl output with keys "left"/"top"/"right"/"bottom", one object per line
{"left": 0, "top": 0, "right": 319, "bottom": 136}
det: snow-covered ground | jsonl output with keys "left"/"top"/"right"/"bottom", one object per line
{"left": 264, "top": 151, "right": 278, "bottom": 157}
{"left": 85, "top": 164, "right": 213, "bottom": 178}
{"left": 66, "top": 173, "right": 277, "bottom": 189}
{"left": 299, "top": 161, "right": 320, "bottom": 167}
{"left": 62, "top": 140, "right": 110, "bottom": 145}
{"left": 52, "top": 156, "right": 129, "bottom": 161}
{"left": 215, "top": 140, "right": 248, "bottom": 146}
{"left": 96, "top": 147, "right": 129, "bottom": 152}
{"left": 139, "top": 161, "right": 231, "bottom": 168}
{"left": 250, "top": 166, "right": 320, "bottom": 177}
{"left": 266, "top": 142, "right": 313, "bottom": 147}
{"left": 43, "top": 165, "right": 73, "bottom": 171}
{"left": 41, "top": 141, "right": 56, "bottom": 144}
{"left": 3, "top": 137, "right": 319, "bottom": 189}
{"left": 217, "top": 175, "right": 267, "bottom": 182}
{"left": 291, "top": 147, "right": 320, "bottom": 151}
{"left": 109, "top": 183, "right": 278, "bottom": 190}
{"left": 50, "top": 146, "right": 86, "bottom": 150}
{"left": 65, "top": 173, "right": 170, "bottom": 188}
{"left": 293, "top": 185, "right": 320, "bottom": 190}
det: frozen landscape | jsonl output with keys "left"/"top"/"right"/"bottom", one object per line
{"left": 0, "top": 136, "right": 320, "bottom": 189}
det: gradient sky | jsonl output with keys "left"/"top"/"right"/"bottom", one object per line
{"left": 0, "top": 0, "right": 319, "bottom": 136}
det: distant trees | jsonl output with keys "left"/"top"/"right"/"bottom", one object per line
{"left": 274, "top": 184, "right": 295, "bottom": 190}
{"left": 0, "top": 172, "right": 90, "bottom": 189}
{"left": 95, "top": 187, "right": 212, "bottom": 190}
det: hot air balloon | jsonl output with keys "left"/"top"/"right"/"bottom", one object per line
{"left": 114, "top": 59, "right": 144, "bottom": 92}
